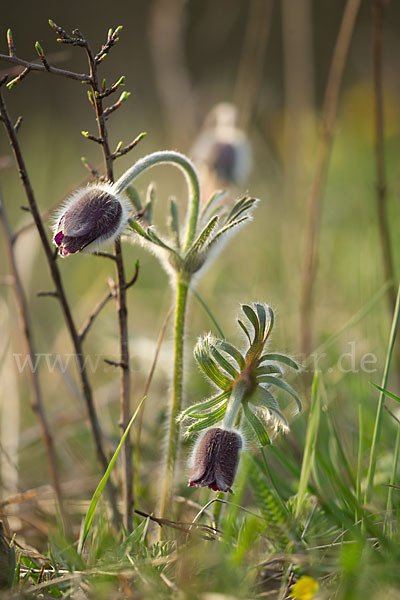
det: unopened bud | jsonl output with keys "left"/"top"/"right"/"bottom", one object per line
{"left": 189, "top": 428, "right": 243, "bottom": 492}
{"left": 52, "top": 184, "right": 131, "bottom": 257}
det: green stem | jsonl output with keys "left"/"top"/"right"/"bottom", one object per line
{"left": 385, "top": 423, "right": 400, "bottom": 537}
{"left": 159, "top": 275, "right": 190, "bottom": 520}
{"left": 356, "top": 403, "right": 363, "bottom": 523}
{"left": 113, "top": 150, "right": 200, "bottom": 251}
{"left": 364, "top": 283, "right": 400, "bottom": 505}
{"left": 223, "top": 380, "right": 248, "bottom": 430}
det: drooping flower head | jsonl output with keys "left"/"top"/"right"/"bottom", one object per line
{"left": 53, "top": 183, "right": 131, "bottom": 257}
{"left": 189, "top": 427, "right": 243, "bottom": 492}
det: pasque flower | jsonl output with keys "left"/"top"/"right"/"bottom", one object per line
{"left": 189, "top": 427, "right": 243, "bottom": 492}
{"left": 53, "top": 183, "right": 131, "bottom": 257}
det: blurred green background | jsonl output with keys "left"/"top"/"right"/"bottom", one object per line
{"left": 0, "top": 0, "right": 400, "bottom": 547}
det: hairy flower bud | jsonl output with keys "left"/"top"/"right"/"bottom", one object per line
{"left": 189, "top": 427, "right": 243, "bottom": 492}
{"left": 52, "top": 184, "right": 131, "bottom": 257}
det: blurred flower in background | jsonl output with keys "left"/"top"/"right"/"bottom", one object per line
{"left": 191, "top": 102, "right": 252, "bottom": 198}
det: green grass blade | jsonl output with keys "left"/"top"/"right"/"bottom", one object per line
{"left": 79, "top": 396, "right": 145, "bottom": 553}
{"left": 192, "top": 289, "right": 225, "bottom": 339}
{"left": 356, "top": 403, "right": 364, "bottom": 523}
{"left": 371, "top": 383, "right": 400, "bottom": 403}
{"left": 364, "top": 283, "right": 400, "bottom": 505}
{"left": 295, "top": 371, "right": 321, "bottom": 519}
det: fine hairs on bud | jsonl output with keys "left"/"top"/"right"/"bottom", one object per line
{"left": 188, "top": 427, "right": 243, "bottom": 492}
{"left": 52, "top": 182, "right": 132, "bottom": 257}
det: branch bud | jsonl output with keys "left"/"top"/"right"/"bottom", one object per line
{"left": 35, "top": 41, "right": 44, "bottom": 58}
{"left": 7, "top": 29, "right": 16, "bottom": 56}
{"left": 119, "top": 91, "right": 131, "bottom": 103}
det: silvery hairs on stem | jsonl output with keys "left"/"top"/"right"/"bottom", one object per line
{"left": 53, "top": 150, "right": 257, "bottom": 270}
{"left": 180, "top": 303, "right": 302, "bottom": 492}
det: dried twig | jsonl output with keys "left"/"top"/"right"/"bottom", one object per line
{"left": 78, "top": 30, "right": 138, "bottom": 531}
{"left": 0, "top": 191, "right": 69, "bottom": 536}
{"left": 299, "top": 0, "right": 361, "bottom": 359}
{"left": 1, "top": 21, "right": 144, "bottom": 532}
{"left": 0, "top": 84, "right": 121, "bottom": 527}
{"left": 372, "top": 0, "right": 398, "bottom": 330}
{"left": 0, "top": 53, "right": 90, "bottom": 83}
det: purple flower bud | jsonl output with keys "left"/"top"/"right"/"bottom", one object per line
{"left": 52, "top": 184, "right": 131, "bottom": 257}
{"left": 189, "top": 427, "right": 243, "bottom": 493}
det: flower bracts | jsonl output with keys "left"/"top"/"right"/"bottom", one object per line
{"left": 180, "top": 303, "right": 302, "bottom": 445}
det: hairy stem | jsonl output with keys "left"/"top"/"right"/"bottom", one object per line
{"left": 222, "top": 380, "right": 248, "bottom": 430}
{"left": 159, "top": 276, "right": 189, "bottom": 521}
{"left": 113, "top": 150, "right": 200, "bottom": 251}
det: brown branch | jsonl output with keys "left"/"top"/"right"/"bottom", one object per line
{"left": 81, "top": 33, "right": 135, "bottom": 532}
{"left": 37, "top": 290, "right": 58, "bottom": 298}
{"left": 104, "top": 358, "right": 126, "bottom": 368}
{"left": 79, "top": 284, "right": 116, "bottom": 343}
{"left": 0, "top": 53, "right": 90, "bottom": 83}
{"left": 0, "top": 191, "right": 69, "bottom": 537}
{"left": 0, "top": 86, "right": 121, "bottom": 527}
{"left": 1, "top": 21, "right": 144, "bottom": 532}
{"left": 81, "top": 131, "right": 103, "bottom": 144}
{"left": 97, "top": 76, "right": 125, "bottom": 99}
{"left": 81, "top": 156, "right": 102, "bottom": 179}
{"left": 372, "top": 0, "right": 397, "bottom": 318}
{"left": 111, "top": 132, "right": 147, "bottom": 160}
{"left": 299, "top": 0, "right": 361, "bottom": 360}
{"left": 133, "top": 508, "right": 220, "bottom": 537}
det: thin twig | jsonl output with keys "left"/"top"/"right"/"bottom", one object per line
{"left": 81, "top": 33, "right": 136, "bottom": 531}
{"left": 0, "top": 53, "right": 90, "bottom": 83}
{"left": 79, "top": 288, "right": 115, "bottom": 343}
{"left": 372, "top": 0, "right": 398, "bottom": 337}
{"left": 111, "top": 132, "right": 146, "bottom": 160}
{"left": 0, "top": 191, "right": 69, "bottom": 536}
{"left": 299, "top": 0, "right": 361, "bottom": 359}
{"left": 0, "top": 85, "right": 121, "bottom": 527}
{"left": 134, "top": 308, "right": 173, "bottom": 498}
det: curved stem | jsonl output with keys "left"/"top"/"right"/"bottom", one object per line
{"left": 113, "top": 151, "right": 200, "bottom": 251}
{"left": 159, "top": 275, "right": 189, "bottom": 521}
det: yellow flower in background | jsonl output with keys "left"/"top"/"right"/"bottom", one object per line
{"left": 290, "top": 575, "right": 319, "bottom": 600}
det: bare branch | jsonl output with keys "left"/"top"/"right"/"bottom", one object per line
{"left": 0, "top": 190, "right": 69, "bottom": 536}
{"left": 37, "top": 290, "right": 59, "bottom": 298}
{"left": 0, "top": 53, "right": 91, "bottom": 83}
{"left": 112, "top": 132, "right": 147, "bottom": 160}
{"left": 0, "top": 86, "right": 121, "bottom": 527}
{"left": 79, "top": 283, "right": 116, "bottom": 343}
{"left": 81, "top": 131, "right": 103, "bottom": 144}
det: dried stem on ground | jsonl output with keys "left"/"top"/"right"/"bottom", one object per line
{"left": 0, "top": 23, "right": 144, "bottom": 529}
{"left": 372, "top": 0, "right": 398, "bottom": 334}
{"left": 0, "top": 192, "right": 69, "bottom": 536}
{"left": 299, "top": 0, "right": 361, "bottom": 360}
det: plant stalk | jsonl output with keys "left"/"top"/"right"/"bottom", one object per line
{"left": 299, "top": 0, "right": 361, "bottom": 359}
{"left": 364, "top": 283, "right": 400, "bottom": 505}
{"left": 159, "top": 275, "right": 189, "bottom": 520}
{"left": 222, "top": 380, "right": 248, "bottom": 430}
